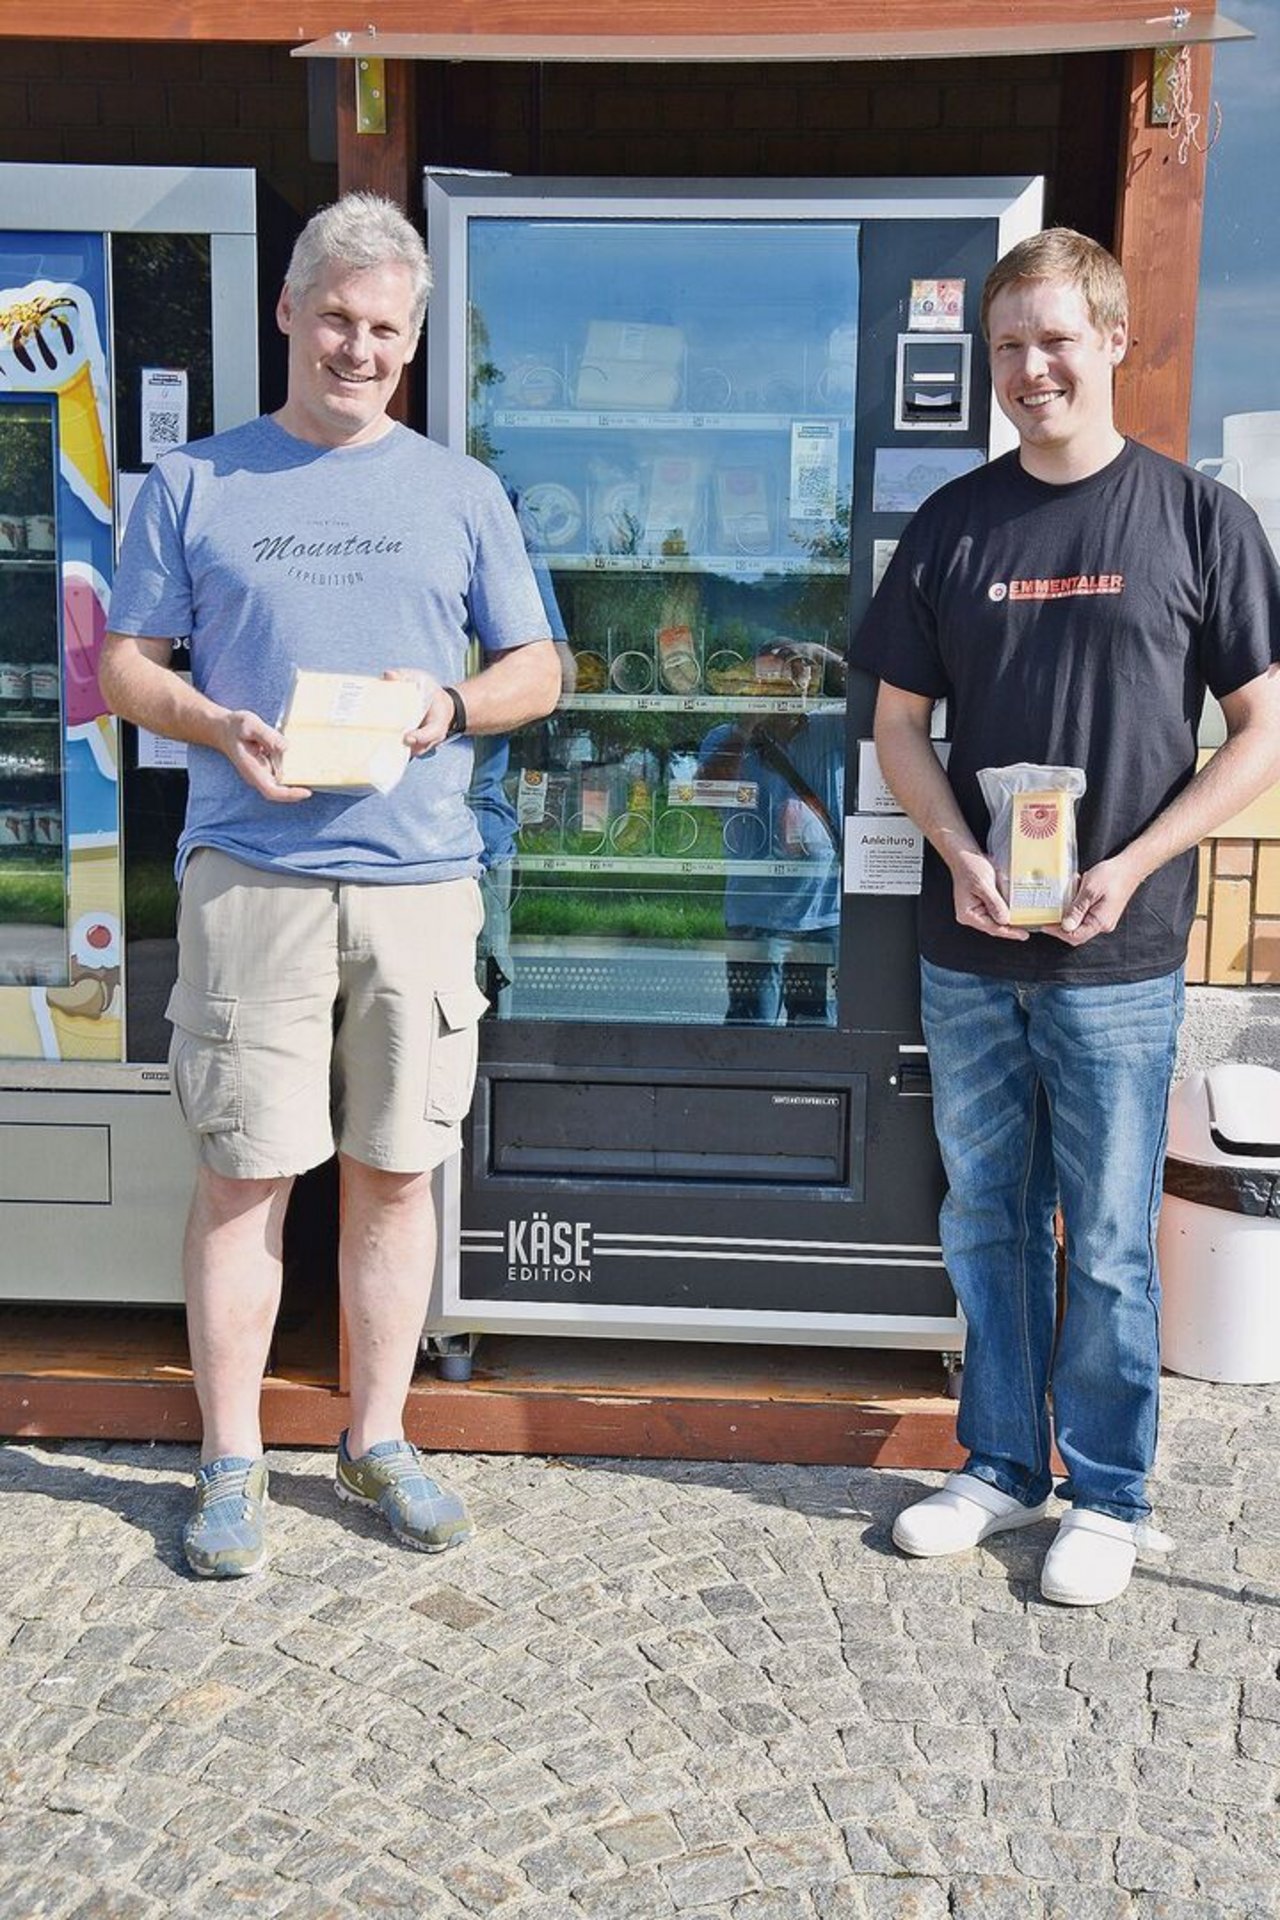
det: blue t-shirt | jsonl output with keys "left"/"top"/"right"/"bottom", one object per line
{"left": 108, "top": 416, "right": 550, "bottom": 883}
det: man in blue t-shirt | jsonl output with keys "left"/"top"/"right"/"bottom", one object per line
{"left": 101, "top": 193, "right": 559, "bottom": 1579}
{"left": 852, "top": 229, "right": 1280, "bottom": 1607}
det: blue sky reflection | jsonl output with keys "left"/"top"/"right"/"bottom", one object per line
{"left": 1190, "top": 0, "right": 1280, "bottom": 464}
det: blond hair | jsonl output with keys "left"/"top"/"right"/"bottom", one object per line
{"left": 980, "top": 228, "right": 1128, "bottom": 339}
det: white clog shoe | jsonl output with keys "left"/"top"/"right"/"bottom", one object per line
{"left": 1040, "top": 1507, "right": 1174, "bottom": 1607}
{"left": 892, "top": 1472, "right": 1050, "bottom": 1558}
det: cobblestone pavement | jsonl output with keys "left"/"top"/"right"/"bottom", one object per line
{"left": 1, "top": 1372, "right": 1277, "bottom": 1920}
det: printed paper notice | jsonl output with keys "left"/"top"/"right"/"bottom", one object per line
{"left": 857, "top": 738, "right": 951, "bottom": 814}
{"left": 789, "top": 420, "right": 839, "bottom": 522}
{"left": 872, "top": 446, "right": 984, "bottom": 514}
{"left": 115, "top": 470, "right": 147, "bottom": 538}
{"left": 141, "top": 369, "right": 189, "bottom": 464}
{"left": 844, "top": 815, "right": 924, "bottom": 895}
{"left": 136, "top": 670, "right": 191, "bottom": 770}
{"left": 136, "top": 729, "right": 188, "bottom": 771}
{"left": 871, "top": 538, "right": 898, "bottom": 595}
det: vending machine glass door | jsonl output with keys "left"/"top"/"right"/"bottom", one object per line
{"left": 459, "top": 214, "right": 858, "bottom": 1030}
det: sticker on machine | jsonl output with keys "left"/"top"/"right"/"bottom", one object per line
{"left": 844, "top": 814, "right": 924, "bottom": 894}
{"left": 909, "top": 277, "right": 965, "bottom": 332}
{"left": 872, "top": 446, "right": 984, "bottom": 514}
{"left": 857, "top": 738, "right": 951, "bottom": 815}
{"left": 789, "top": 419, "right": 839, "bottom": 522}
{"left": 141, "top": 368, "right": 189, "bottom": 465}
{"left": 136, "top": 672, "right": 191, "bottom": 770}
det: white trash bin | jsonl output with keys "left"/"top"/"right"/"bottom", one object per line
{"left": 1158, "top": 1063, "right": 1280, "bottom": 1384}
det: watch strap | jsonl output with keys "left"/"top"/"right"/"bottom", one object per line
{"left": 443, "top": 685, "right": 468, "bottom": 737}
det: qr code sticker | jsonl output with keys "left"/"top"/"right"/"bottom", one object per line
{"left": 793, "top": 464, "right": 831, "bottom": 512}
{"left": 149, "top": 410, "right": 181, "bottom": 447}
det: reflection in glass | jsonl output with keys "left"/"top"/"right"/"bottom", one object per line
{"left": 0, "top": 398, "right": 65, "bottom": 985}
{"left": 697, "top": 664, "right": 844, "bottom": 1027}
{"left": 109, "top": 233, "right": 214, "bottom": 470}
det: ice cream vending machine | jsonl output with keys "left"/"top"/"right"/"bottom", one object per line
{"left": 423, "top": 172, "right": 1043, "bottom": 1372}
{"left": 0, "top": 165, "right": 258, "bottom": 1303}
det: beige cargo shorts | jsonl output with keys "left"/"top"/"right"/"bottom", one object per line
{"left": 165, "top": 848, "right": 489, "bottom": 1179}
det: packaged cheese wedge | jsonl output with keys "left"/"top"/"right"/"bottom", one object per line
{"left": 277, "top": 668, "right": 432, "bottom": 793}
{"left": 977, "top": 762, "right": 1086, "bottom": 927}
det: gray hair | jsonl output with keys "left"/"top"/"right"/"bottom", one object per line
{"left": 284, "top": 192, "right": 433, "bottom": 331}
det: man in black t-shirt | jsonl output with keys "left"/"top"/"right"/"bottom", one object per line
{"left": 852, "top": 229, "right": 1280, "bottom": 1607}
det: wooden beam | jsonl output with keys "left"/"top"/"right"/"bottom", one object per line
{"left": 335, "top": 56, "right": 420, "bottom": 427}
{"left": 0, "top": 0, "right": 1226, "bottom": 45}
{"left": 0, "top": 1321, "right": 969, "bottom": 1468}
{"left": 404, "top": 1380, "right": 967, "bottom": 1469}
{"left": 1112, "top": 42, "right": 1213, "bottom": 461}
{"left": 336, "top": 53, "right": 419, "bottom": 205}
{"left": 0, "top": 1378, "right": 345, "bottom": 1446}
{"left": 0, "top": 1368, "right": 968, "bottom": 1465}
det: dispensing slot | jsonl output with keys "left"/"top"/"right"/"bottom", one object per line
{"left": 895, "top": 334, "right": 972, "bottom": 431}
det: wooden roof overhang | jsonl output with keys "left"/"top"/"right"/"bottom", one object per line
{"left": 0, "top": 0, "right": 1247, "bottom": 50}
{"left": 295, "top": 12, "right": 1248, "bottom": 65}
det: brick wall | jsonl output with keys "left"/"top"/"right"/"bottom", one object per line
{"left": 0, "top": 38, "right": 336, "bottom": 217}
{"left": 1190, "top": 842, "right": 1280, "bottom": 987}
{"left": 0, "top": 41, "right": 1119, "bottom": 240}
{"left": 422, "top": 54, "right": 1086, "bottom": 210}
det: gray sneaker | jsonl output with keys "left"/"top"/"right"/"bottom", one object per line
{"left": 334, "top": 1432, "right": 471, "bottom": 1553}
{"left": 183, "top": 1455, "right": 269, "bottom": 1578}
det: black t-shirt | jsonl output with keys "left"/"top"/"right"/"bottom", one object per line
{"left": 851, "top": 439, "right": 1280, "bottom": 983}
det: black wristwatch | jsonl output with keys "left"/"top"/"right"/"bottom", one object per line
{"left": 443, "top": 685, "right": 468, "bottom": 738}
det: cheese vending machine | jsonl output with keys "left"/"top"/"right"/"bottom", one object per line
{"left": 424, "top": 174, "right": 1041, "bottom": 1371}
{"left": 0, "top": 166, "right": 257, "bottom": 1303}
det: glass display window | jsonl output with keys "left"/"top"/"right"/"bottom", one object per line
{"left": 462, "top": 215, "right": 860, "bottom": 1029}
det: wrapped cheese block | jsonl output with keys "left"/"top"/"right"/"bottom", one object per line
{"left": 977, "top": 762, "right": 1087, "bottom": 928}
{"left": 277, "top": 668, "right": 431, "bottom": 793}
{"left": 1007, "top": 789, "right": 1075, "bottom": 926}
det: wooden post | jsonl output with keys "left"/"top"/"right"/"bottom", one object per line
{"left": 1112, "top": 41, "right": 1213, "bottom": 461}
{"left": 335, "top": 55, "right": 422, "bottom": 427}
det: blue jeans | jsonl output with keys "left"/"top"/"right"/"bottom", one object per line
{"left": 920, "top": 958, "right": 1184, "bottom": 1522}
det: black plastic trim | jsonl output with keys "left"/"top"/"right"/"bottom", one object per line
{"left": 1163, "top": 1157, "right": 1280, "bottom": 1221}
